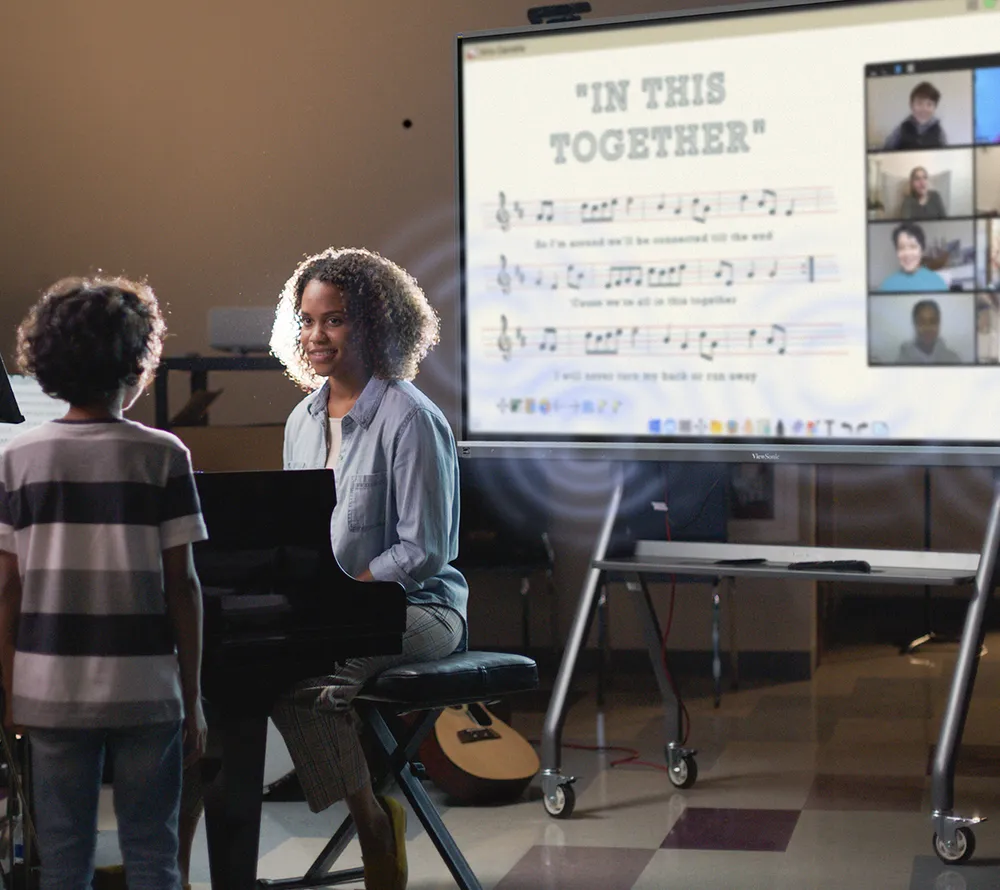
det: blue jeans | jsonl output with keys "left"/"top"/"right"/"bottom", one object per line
{"left": 29, "top": 721, "right": 182, "bottom": 890}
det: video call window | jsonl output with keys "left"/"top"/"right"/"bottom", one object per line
{"left": 865, "top": 52, "right": 1000, "bottom": 368}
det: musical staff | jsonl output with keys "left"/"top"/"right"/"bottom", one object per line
{"left": 485, "top": 186, "right": 836, "bottom": 230}
{"left": 483, "top": 319, "right": 844, "bottom": 361}
{"left": 484, "top": 253, "right": 837, "bottom": 293}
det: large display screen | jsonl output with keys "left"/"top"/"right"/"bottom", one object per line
{"left": 457, "top": 0, "right": 1000, "bottom": 463}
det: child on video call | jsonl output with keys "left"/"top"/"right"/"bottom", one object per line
{"left": 884, "top": 81, "right": 947, "bottom": 150}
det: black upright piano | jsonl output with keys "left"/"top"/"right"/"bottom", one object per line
{"left": 193, "top": 470, "right": 405, "bottom": 890}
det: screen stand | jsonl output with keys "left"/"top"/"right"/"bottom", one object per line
{"left": 930, "top": 465, "right": 1000, "bottom": 857}
{"left": 903, "top": 467, "right": 960, "bottom": 654}
{"left": 539, "top": 463, "right": 695, "bottom": 815}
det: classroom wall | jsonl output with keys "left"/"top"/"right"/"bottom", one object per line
{"left": 1, "top": 0, "right": 988, "bottom": 670}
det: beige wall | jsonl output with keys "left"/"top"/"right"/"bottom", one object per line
{"left": 1, "top": 0, "right": 989, "bottom": 663}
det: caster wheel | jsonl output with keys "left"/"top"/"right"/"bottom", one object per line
{"left": 543, "top": 783, "right": 576, "bottom": 819}
{"left": 667, "top": 752, "right": 698, "bottom": 789}
{"left": 933, "top": 827, "right": 976, "bottom": 864}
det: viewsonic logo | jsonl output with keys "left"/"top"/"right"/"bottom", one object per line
{"left": 750, "top": 452, "right": 781, "bottom": 461}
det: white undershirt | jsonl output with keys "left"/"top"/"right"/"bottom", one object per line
{"left": 326, "top": 416, "right": 343, "bottom": 469}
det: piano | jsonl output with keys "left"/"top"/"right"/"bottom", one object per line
{"left": 193, "top": 469, "right": 405, "bottom": 890}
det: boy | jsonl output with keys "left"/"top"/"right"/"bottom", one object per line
{"left": 883, "top": 81, "right": 947, "bottom": 150}
{"left": 0, "top": 277, "right": 207, "bottom": 890}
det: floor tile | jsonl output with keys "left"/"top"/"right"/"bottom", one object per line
{"left": 804, "top": 773, "right": 925, "bottom": 811}
{"left": 493, "top": 845, "right": 655, "bottom": 890}
{"left": 660, "top": 807, "right": 800, "bottom": 852}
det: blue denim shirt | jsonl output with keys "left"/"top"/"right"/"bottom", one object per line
{"left": 283, "top": 377, "right": 468, "bottom": 643}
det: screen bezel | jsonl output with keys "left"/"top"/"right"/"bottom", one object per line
{"left": 455, "top": 0, "right": 1000, "bottom": 466}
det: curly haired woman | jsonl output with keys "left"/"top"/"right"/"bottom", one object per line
{"left": 270, "top": 247, "right": 468, "bottom": 890}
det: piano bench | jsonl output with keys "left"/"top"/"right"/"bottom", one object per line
{"left": 257, "top": 651, "right": 538, "bottom": 890}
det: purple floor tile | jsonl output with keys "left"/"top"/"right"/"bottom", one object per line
{"left": 661, "top": 807, "right": 800, "bottom": 852}
{"left": 494, "top": 845, "right": 655, "bottom": 890}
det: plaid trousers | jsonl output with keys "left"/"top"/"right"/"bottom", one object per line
{"left": 269, "top": 603, "right": 464, "bottom": 812}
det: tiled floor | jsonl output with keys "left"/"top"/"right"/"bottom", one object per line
{"left": 93, "top": 635, "right": 1000, "bottom": 888}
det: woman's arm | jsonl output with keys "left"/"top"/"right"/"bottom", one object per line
{"left": 367, "top": 408, "right": 459, "bottom": 591}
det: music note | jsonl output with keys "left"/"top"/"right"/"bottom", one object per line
{"left": 746, "top": 261, "right": 756, "bottom": 281}
{"left": 740, "top": 193, "right": 749, "bottom": 212}
{"left": 648, "top": 264, "right": 685, "bottom": 288}
{"left": 496, "top": 192, "right": 510, "bottom": 232}
{"left": 698, "top": 330, "right": 717, "bottom": 362}
{"left": 692, "top": 197, "right": 711, "bottom": 224}
{"left": 785, "top": 198, "right": 796, "bottom": 217}
{"left": 497, "top": 315, "right": 512, "bottom": 360}
{"left": 539, "top": 327, "right": 557, "bottom": 351}
{"left": 537, "top": 200, "right": 555, "bottom": 222}
{"left": 714, "top": 261, "right": 734, "bottom": 287}
{"left": 606, "top": 265, "right": 642, "bottom": 288}
{"left": 766, "top": 323, "right": 787, "bottom": 355}
{"left": 748, "top": 328, "right": 757, "bottom": 348}
{"left": 497, "top": 255, "right": 511, "bottom": 294}
{"left": 758, "top": 188, "right": 778, "bottom": 216}
{"left": 768, "top": 259, "right": 778, "bottom": 278}
{"left": 566, "top": 264, "right": 585, "bottom": 289}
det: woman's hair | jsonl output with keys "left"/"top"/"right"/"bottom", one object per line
{"left": 16, "top": 276, "right": 166, "bottom": 406}
{"left": 912, "top": 298, "right": 941, "bottom": 322}
{"left": 271, "top": 247, "right": 440, "bottom": 390}
{"left": 909, "top": 166, "right": 928, "bottom": 188}
{"left": 892, "top": 221, "right": 927, "bottom": 251}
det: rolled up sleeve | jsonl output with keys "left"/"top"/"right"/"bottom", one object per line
{"left": 368, "top": 408, "right": 459, "bottom": 592}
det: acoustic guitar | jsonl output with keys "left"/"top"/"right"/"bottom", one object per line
{"left": 418, "top": 701, "right": 540, "bottom": 804}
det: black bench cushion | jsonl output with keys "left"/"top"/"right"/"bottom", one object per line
{"left": 358, "top": 651, "right": 538, "bottom": 707}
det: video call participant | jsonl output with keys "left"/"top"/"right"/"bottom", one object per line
{"left": 978, "top": 299, "right": 999, "bottom": 363}
{"left": 877, "top": 222, "right": 948, "bottom": 293}
{"left": 883, "top": 81, "right": 947, "bottom": 150}
{"left": 897, "top": 298, "right": 961, "bottom": 363}
{"left": 900, "top": 166, "right": 946, "bottom": 220}
{"left": 178, "top": 248, "right": 469, "bottom": 890}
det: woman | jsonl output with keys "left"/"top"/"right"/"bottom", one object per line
{"left": 271, "top": 248, "right": 468, "bottom": 889}
{"left": 877, "top": 222, "right": 948, "bottom": 293}
{"left": 900, "top": 166, "right": 946, "bottom": 220}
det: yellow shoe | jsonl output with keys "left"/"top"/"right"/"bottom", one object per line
{"left": 93, "top": 865, "right": 128, "bottom": 890}
{"left": 363, "top": 796, "right": 407, "bottom": 890}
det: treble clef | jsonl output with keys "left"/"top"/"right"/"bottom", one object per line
{"left": 497, "top": 255, "right": 511, "bottom": 294}
{"left": 496, "top": 191, "right": 511, "bottom": 232}
{"left": 497, "top": 314, "right": 513, "bottom": 361}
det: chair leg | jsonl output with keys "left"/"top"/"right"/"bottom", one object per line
{"left": 366, "top": 707, "right": 484, "bottom": 890}
{"left": 258, "top": 709, "right": 454, "bottom": 890}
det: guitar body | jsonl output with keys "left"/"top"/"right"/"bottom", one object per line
{"left": 418, "top": 702, "right": 540, "bottom": 804}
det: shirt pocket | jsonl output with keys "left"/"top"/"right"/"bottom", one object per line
{"left": 347, "top": 473, "right": 387, "bottom": 532}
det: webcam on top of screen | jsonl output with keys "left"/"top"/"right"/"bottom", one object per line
{"left": 527, "top": 3, "right": 592, "bottom": 25}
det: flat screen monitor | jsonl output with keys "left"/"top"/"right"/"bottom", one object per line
{"left": 457, "top": 0, "right": 1000, "bottom": 465}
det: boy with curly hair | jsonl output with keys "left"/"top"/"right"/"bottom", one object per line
{"left": 0, "top": 277, "right": 207, "bottom": 890}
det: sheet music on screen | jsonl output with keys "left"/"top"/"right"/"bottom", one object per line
{"left": 459, "top": 0, "right": 1000, "bottom": 446}
{"left": 0, "top": 376, "right": 68, "bottom": 453}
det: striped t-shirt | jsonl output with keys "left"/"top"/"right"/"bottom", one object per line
{"left": 0, "top": 418, "right": 208, "bottom": 729}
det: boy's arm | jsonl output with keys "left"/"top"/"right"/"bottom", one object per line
{"left": 162, "top": 543, "right": 207, "bottom": 760}
{"left": 0, "top": 550, "right": 22, "bottom": 728}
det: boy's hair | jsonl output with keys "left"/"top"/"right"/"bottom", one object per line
{"left": 16, "top": 276, "right": 166, "bottom": 406}
{"left": 892, "top": 221, "right": 927, "bottom": 251}
{"left": 910, "top": 81, "right": 940, "bottom": 105}
{"left": 912, "top": 299, "right": 941, "bottom": 322}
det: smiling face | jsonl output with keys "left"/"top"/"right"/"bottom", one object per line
{"left": 297, "top": 279, "right": 367, "bottom": 383}
{"left": 910, "top": 167, "right": 929, "bottom": 198}
{"left": 911, "top": 96, "right": 937, "bottom": 125}
{"left": 896, "top": 231, "right": 924, "bottom": 274}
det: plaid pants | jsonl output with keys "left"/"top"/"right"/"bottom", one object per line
{"left": 269, "top": 603, "right": 464, "bottom": 812}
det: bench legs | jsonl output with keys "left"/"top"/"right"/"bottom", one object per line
{"left": 257, "top": 706, "right": 483, "bottom": 890}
